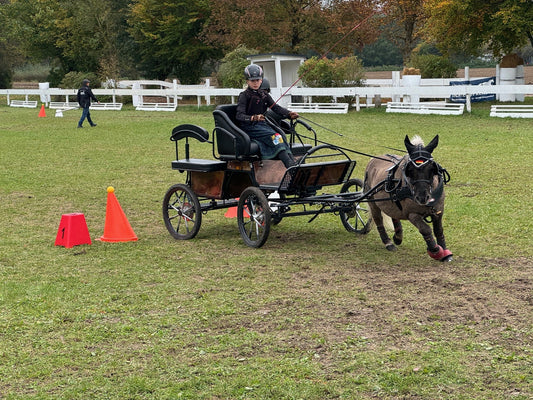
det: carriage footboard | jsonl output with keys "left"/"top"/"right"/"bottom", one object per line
{"left": 277, "top": 160, "right": 356, "bottom": 195}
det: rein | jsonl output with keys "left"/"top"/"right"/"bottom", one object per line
{"left": 293, "top": 130, "right": 396, "bottom": 163}
{"left": 298, "top": 116, "right": 407, "bottom": 154}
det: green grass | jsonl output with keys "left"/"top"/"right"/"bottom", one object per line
{"left": 0, "top": 103, "right": 532, "bottom": 399}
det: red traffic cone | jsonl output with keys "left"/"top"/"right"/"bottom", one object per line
{"left": 38, "top": 104, "right": 46, "bottom": 118}
{"left": 99, "top": 187, "right": 138, "bottom": 242}
{"left": 55, "top": 213, "right": 92, "bottom": 248}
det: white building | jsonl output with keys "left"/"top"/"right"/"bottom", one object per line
{"left": 247, "top": 53, "right": 306, "bottom": 107}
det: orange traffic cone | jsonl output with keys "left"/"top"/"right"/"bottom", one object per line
{"left": 55, "top": 213, "right": 92, "bottom": 248}
{"left": 224, "top": 204, "right": 238, "bottom": 218}
{"left": 99, "top": 186, "right": 138, "bottom": 242}
{"left": 224, "top": 199, "right": 250, "bottom": 218}
{"left": 38, "top": 104, "right": 46, "bottom": 117}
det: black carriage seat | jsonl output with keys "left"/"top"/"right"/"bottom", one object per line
{"left": 213, "top": 105, "right": 261, "bottom": 161}
{"left": 170, "top": 124, "right": 226, "bottom": 172}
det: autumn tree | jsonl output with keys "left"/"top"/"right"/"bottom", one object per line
{"left": 204, "top": 0, "right": 333, "bottom": 54}
{"left": 380, "top": 0, "right": 427, "bottom": 63}
{"left": 325, "top": 0, "right": 381, "bottom": 56}
{"left": 423, "top": 0, "right": 533, "bottom": 58}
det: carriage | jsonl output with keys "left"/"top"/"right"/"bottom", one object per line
{"left": 162, "top": 104, "right": 452, "bottom": 261}
{"left": 162, "top": 104, "right": 370, "bottom": 248}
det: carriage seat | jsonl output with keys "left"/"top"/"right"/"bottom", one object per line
{"left": 170, "top": 124, "right": 226, "bottom": 172}
{"left": 213, "top": 105, "right": 261, "bottom": 161}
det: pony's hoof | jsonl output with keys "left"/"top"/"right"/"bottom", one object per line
{"left": 386, "top": 244, "right": 397, "bottom": 252}
{"left": 428, "top": 246, "right": 453, "bottom": 261}
{"left": 393, "top": 236, "right": 403, "bottom": 245}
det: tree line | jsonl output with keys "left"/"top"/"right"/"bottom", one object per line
{"left": 0, "top": 0, "right": 531, "bottom": 88}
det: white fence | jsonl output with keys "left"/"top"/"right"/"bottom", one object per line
{"left": 1, "top": 83, "right": 532, "bottom": 113}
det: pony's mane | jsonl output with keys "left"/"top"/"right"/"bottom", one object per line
{"left": 410, "top": 135, "right": 424, "bottom": 146}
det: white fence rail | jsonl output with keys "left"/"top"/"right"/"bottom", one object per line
{"left": 1, "top": 84, "right": 532, "bottom": 113}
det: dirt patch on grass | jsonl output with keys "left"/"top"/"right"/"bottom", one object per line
{"left": 217, "top": 254, "right": 532, "bottom": 395}
{"left": 282, "top": 256, "right": 532, "bottom": 342}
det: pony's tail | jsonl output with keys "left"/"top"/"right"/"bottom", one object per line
{"left": 363, "top": 171, "right": 392, "bottom": 231}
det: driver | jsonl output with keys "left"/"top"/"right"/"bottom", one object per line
{"left": 236, "top": 65, "right": 299, "bottom": 168}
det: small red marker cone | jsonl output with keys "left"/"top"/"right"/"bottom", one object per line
{"left": 99, "top": 186, "right": 138, "bottom": 242}
{"left": 55, "top": 213, "right": 92, "bottom": 248}
{"left": 38, "top": 104, "right": 46, "bottom": 117}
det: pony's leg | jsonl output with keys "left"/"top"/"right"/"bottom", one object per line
{"left": 409, "top": 214, "right": 452, "bottom": 261}
{"left": 392, "top": 219, "right": 403, "bottom": 245}
{"left": 432, "top": 215, "right": 453, "bottom": 261}
{"left": 408, "top": 214, "right": 439, "bottom": 251}
{"left": 432, "top": 214, "right": 446, "bottom": 248}
{"left": 371, "top": 205, "right": 396, "bottom": 251}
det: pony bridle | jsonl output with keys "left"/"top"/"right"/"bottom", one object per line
{"left": 402, "top": 152, "right": 442, "bottom": 205}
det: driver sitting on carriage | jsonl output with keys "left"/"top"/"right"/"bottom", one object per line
{"left": 236, "top": 65, "right": 299, "bottom": 168}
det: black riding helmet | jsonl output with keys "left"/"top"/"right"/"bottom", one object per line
{"left": 259, "top": 78, "right": 270, "bottom": 92}
{"left": 244, "top": 64, "right": 263, "bottom": 81}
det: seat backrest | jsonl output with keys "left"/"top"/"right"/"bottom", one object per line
{"left": 215, "top": 104, "right": 239, "bottom": 124}
{"left": 213, "top": 104, "right": 260, "bottom": 161}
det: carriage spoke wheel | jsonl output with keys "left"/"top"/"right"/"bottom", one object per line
{"left": 340, "top": 178, "right": 372, "bottom": 234}
{"left": 163, "top": 184, "right": 202, "bottom": 240}
{"left": 237, "top": 187, "right": 271, "bottom": 248}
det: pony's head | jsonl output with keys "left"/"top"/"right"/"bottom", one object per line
{"left": 403, "top": 135, "right": 440, "bottom": 205}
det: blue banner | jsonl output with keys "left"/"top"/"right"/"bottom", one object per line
{"left": 449, "top": 77, "right": 496, "bottom": 103}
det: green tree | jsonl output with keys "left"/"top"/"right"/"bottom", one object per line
{"left": 216, "top": 45, "right": 258, "bottom": 88}
{"left": 128, "top": 0, "right": 219, "bottom": 84}
{"left": 298, "top": 56, "right": 364, "bottom": 87}
{"left": 0, "top": 1, "right": 17, "bottom": 88}
{"left": 424, "top": 0, "right": 533, "bottom": 58}
{"left": 358, "top": 36, "right": 403, "bottom": 67}
{"left": 409, "top": 54, "right": 457, "bottom": 78}
{"left": 6, "top": 0, "right": 134, "bottom": 85}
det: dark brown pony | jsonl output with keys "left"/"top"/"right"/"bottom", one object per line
{"left": 364, "top": 135, "right": 452, "bottom": 261}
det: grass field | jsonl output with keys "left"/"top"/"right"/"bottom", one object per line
{"left": 0, "top": 103, "right": 532, "bottom": 399}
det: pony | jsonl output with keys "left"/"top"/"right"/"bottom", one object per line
{"left": 363, "top": 135, "right": 452, "bottom": 261}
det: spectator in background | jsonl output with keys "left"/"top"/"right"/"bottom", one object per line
{"left": 77, "top": 79, "right": 99, "bottom": 128}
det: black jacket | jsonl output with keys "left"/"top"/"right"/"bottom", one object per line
{"left": 236, "top": 87, "right": 290, "bottom": 123}
{"left": 77, "top": 85, "right": 98, "bottom": 108}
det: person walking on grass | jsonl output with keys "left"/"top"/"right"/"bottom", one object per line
{"left": 77, "top": 79, "right": 99, "bottom": 128}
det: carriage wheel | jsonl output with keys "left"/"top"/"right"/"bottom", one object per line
{"left": 163, "top": 184, "right": 202, "bottom": 240}
{"left": 339, "top": 178, "right": 372, "bottom": 234}
{"left": 237, "top": 187, "right": 271, "bottom": 248}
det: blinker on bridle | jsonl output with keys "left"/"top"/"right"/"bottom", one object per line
{"left": 408, "top": 148, "right": 433, "bottom": 169}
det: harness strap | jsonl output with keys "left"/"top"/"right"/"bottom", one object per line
{"left": 384, "top": 158, "right": 448, "bottom": 212}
